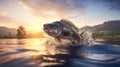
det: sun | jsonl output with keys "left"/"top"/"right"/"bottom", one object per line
{"left": 26, "top": 25, "right": 43, "bottom": 34}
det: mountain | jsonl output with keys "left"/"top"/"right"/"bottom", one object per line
{"left": 0, "top": 26, "right": 17, "bottom": 37}
{"left": 81, "top": 20, "right": 120, "bottom": 31}
{"left": 98, "top": 20, "right": 120, "bottom": 31}
{"left": 0, "top": 26, "right": 45, "bottom": 38}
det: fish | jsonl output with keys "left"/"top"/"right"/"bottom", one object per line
{"left": 43, "top": 19, "right": 81, "bottom": 44}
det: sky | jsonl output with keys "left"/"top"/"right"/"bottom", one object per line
{"left": 0, "top": 0, "right": 120, "bottom": 32}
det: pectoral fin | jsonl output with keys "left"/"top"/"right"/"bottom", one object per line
{"left": 54, "top": 37, "right": 61, "bottom": 43}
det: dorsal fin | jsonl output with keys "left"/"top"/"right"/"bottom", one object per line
{"left": 61, "top": 19, "right": 76, "bottom": 27}
{"left": 60, "top": 19, "right": 80, "bottom": 31}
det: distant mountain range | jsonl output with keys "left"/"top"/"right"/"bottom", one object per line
{"left": 81, "top": 20, "right": 120, "bottom": 31}
{"left": 0, "top": 26, "right": 17, "bottom": 37}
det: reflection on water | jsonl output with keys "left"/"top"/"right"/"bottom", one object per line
{"left": 0, "top": 38, "right": 120, "bottom": 67}
{"left": 0, "top": 38, "right": 46, "bottom": 67}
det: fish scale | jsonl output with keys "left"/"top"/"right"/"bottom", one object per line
{"left": 43, "top": 19, "right": 81, "bottom": 44}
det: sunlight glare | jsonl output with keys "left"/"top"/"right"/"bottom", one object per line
{"left": 24, "top": 38, "right": 46, "bottom": 55}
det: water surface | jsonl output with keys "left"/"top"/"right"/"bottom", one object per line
{"left": 0, "top": 38, "right": 120, "bottom": 67}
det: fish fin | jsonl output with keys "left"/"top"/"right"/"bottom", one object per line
{"left": 54, "top": 37, "right": 61, "bottom": 43}
{"left": 61, "top": 19, "right": 75, "bottom": 26}
{"left": 61, "top": 19, "right": 79, "bottom": 31}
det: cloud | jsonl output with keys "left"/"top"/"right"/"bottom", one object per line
{"left": 19, "top": 0, "right": 86, "bottom": 19}
{"left": 0, "top": 13, "right": 18, "bottom": 24}
{"left": 102, "top": 0, "right": 120, "bottom": 11}
{"left": 0, "top": 12, "right": 24, "bottom": 28}
{"left": 0, "top": 12, "right": 14, "bottom": 23}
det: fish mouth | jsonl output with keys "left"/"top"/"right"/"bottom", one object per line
{"left": 43, "top": 24, "right": 50, "bottom": 34}
{"left": 43, "top": 24, "right": 61, "bottom": 37}
{"left": 43, "top": 24, "right": 56, "bottom": 36}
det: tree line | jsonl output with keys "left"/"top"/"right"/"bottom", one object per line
{"left": 0, "top": 26, "right": 26, "bottom": 39}
{"left": 93, "top": 31, "right": 120, "bottom": 39}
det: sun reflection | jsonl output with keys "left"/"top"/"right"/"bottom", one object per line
{"left": 23, "top": 38, "right": 46, "bottom": 55}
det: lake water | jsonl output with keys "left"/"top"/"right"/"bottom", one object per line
{"left": 0, "top": 38, "right": 120, "bottom": 67}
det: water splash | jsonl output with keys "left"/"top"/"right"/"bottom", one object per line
{"left": 43, "top": 30, "right": 94, "bottom": 47}
{"left": 79, "top": 30, "right": 94, "bottom": 45}
{"left": 43, "top": 30, "right": 94, "bottom": 56}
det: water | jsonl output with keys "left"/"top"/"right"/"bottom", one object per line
{"left": 0, "top": 38, "right": 120, "bottom": 67}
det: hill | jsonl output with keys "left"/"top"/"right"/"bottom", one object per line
{"left": 0, "top": 26, "right": 17, "bottom": 37}
{"left": 0, "top": 26, "right": 45, "bottom": 38}
{"left": 81, "top": 20, "right": 120, "bottom": 31}
{"left": 81, "top": 20, "right": 120, "bottom": 45}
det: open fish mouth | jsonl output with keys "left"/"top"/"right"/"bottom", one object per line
{"left": 43, "top": 24, "right": 49, "bottom": 33}
{"left": 43, "top": 24, "right": 53, "bottom": 35}
{"left": 43, "top": 24, "right": 59, "bottom": 37}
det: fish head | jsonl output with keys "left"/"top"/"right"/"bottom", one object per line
{"left": 43, "top": 21, "right": 62, "bottom": 37}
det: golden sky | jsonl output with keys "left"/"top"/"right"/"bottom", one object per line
{"left": 0, "top": 0, "right": 120, "bottom": 33}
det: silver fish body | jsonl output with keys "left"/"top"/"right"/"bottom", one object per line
{"left": 43, "top": 19, "right": 81, "bottom": 43}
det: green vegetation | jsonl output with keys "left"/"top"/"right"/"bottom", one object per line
{"left": 93, "top": 31, "right": 120, "bottom": 45}
{"left": 93, "top": 31, "right": 120, "bottom": 39}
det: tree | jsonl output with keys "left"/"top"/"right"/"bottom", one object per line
{"left": 8, "top": 32, "right": 12, "bottom": 38}
{"left": 17, "top": 26, "right": 26, "bottom": 38}
{"left": 0, "top": 34, "right": 1, "bottom": 38}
